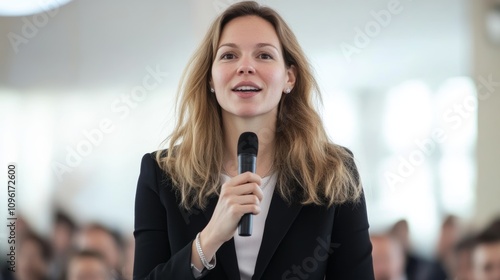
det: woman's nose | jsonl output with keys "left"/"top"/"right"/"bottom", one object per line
{"left": 237, "top": 58, "right": 255, "bottom": 75}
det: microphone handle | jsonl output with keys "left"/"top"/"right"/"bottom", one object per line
{"left": 238, "top": 154, "right": 256, "bottom": 236}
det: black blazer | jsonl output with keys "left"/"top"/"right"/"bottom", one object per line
{"left": 133, "top": 152, "right": 374, "bottom": 280}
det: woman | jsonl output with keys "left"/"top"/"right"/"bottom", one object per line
{"left": 133, "top": 1, "right": 374, "bottom": 279}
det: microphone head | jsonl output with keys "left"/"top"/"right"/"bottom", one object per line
{"left": 237, "top": 132, "right": 258, "bottom": 156}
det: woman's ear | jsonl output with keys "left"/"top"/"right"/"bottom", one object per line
{"left": 209, "top": 80, "right": 214, "bottom": 92}
{"left": 286, "top": 65, "right": 297, "bottom": 89}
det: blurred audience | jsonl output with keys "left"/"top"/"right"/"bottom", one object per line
{"left": 371, "top": 234, "right": 406, "bottom": 280}
{"left": 6, "top": 207, "right": 498, "bottom": 280}
{"left": 483, "top": 217, "right": 500, "bottom": 236}
{"left": 73, "top": 223, "right": 124, "bottom": 280}
{"left": 15, "top": 231, "right": 51, "bottom": 280}
{"left": 66, "top": 250, "right": 113, "bottom": 280}
{"left": 451, "top": 234, "right": 476, "bottom": 280}
{"left": 0, "top": 211, "right": 135, "bottom": 280}
{"left": 472, "top": 220, "right": 500, "bottom": 280}
{"left": 389, "top": 219, "right": 430, "bottom": 280}
{"left": 120, "top": 235, "right": 135, "bottom": 280}
{"left": 1, "top": 215, "right": 44, "bottom": 280}
{"left": 381, "top": 215, "right": 500, "bottom": 280}
{"left": 427, "top": 215, "right": 461, "bottom": 279}
{"left": 49, "top": 210, "right": 78, "bottom": 280}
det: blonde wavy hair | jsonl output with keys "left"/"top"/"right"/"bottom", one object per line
{"left": 157, "top": 1, "right": 362, "bottom": 210}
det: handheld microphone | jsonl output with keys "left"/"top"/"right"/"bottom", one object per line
{"left": 237, "top": 132, "right": 258, "bottom": 237}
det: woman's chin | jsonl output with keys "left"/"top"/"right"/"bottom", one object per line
{"left": 223, "top": 109, "right": 265, "bottom": 119}
{"left": 221, "top": 104, "right": 278, "bottom": 120}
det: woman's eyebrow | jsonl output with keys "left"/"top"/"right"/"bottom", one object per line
{"left": 217, "top": 43, "right": 238, "bottom": 50}
{"left": 255, "top": 43, "right": 279, "bottom": 51}
{"left": 217, "top": 42, "right": 279, "bottom": 51}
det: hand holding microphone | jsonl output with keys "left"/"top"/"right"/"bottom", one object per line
{"left": 200, "top": 132, "right": 261, "bottom": 252}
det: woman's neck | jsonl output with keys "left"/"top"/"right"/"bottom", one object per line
{"left": 221, "top": 112, "right": 276, "bottom": 178}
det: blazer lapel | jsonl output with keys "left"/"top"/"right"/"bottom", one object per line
{"left": 252, "top": 184, "right": 303, "bottom": 280}
{"left": 202, "top": 196, "right": 241, "bottom": 280}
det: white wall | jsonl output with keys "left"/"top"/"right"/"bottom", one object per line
{"left": 473, "top": 0, "right": 500, "bottom": 228}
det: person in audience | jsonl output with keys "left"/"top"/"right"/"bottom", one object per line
{"left": 483, "top": 217, "right": 500, "bottom": 236}
{"left": 371, "top": 234, "right": 406, "bottom": 280}
{"left": 389, "top": 219, "right": 430, "bottom": 280}
{"left": 73, "top": 223, "right": 124, "bottom": 280}
{"left": 120, "top": 235, "right": 135, "bottom": 280}
{"left": 472, "top": 230, "right": 500, "bottom": 280}
{"left": 66, "top": 250, "right": 113, "bottom": 280}
{"left": 49, "top": 210, "right": 78, "bottom": 280}
{"left": 450, "top": 234, "right": 476, "bottom": 280}
{"left": 16, "top": 231, "right": 51, "bottom": 280}
{"left": 426, "top": 215, "right": 460, "bottom": 280}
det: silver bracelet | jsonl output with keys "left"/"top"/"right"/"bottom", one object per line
{"left": 195, "top": 232, "right": 216, "bottom": 270}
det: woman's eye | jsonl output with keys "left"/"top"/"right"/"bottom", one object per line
{"left": 221, "top": 53, "right": 236, "bottom": 60}
{"left": 259, "top": 53, "right": 273, "bottom": 59}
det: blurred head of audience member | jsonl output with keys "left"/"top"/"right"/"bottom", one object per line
{"left": 472, "top": 227, "right": 500, "bottom": 280}
{"left": 16, "top": 231, "right": 51, "bottom": 280}
{"left": 437, "top": 215, "right": 460, "bottom": 261}
{"left": 389, "top": 219, "right": 430, "bottom": 280}
{"left": 120, "top": 235, "right": 134, "bottom": 280}
{"left": 390, "top": 220, "right": 411, "bottom": 253}
{"left": 451, "top": 235, "right": 476, "bottom": 280}
{"left": 483, "top": 217, "right": 500, "bottom": 236}
{"left": 73, "top": 223, "right": 123, "bottom": 279}
{"left": 49, "top": 210, "right": 78, "bottom": 279}
{"left": 424, "top": 214, "right": 461, "bottom": 280}
{"left": 371, "top": 234, "right": 406, "bottom": 280}
{"left": 52, "top": 210, "right": 77, "bottom": 257}
{"left": 66, "top": 250, "right": 112, "bottom": 280}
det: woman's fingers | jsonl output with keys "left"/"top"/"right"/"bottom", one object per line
{"left": 221, "top": 173, "right": 264, "bottom": 200}
{"left": 221, "top": 182, "right": 263, "bottom": 200}
{"left": 226, "top": 171, "right": 262, "bottom": 188}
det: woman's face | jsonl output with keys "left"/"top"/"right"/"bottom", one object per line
{"left": 211, "top": 15, "right": 295, "bottom": 120}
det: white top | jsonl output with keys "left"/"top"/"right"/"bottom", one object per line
{"left": 224, "top": 172, "right": 277, "bottom": 280}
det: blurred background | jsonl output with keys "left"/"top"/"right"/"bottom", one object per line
{"left": 0, "top": 0, "right": 499, "bottom": 279}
